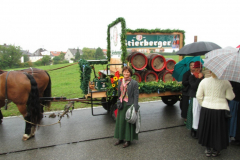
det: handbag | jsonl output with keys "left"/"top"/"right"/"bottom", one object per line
{"left": 125, "top": 104, "right": 138, "bottom": 124}
{"left": 125, "top": 104, "right": 141, "bottom": 133}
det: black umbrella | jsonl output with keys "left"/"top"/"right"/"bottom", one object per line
{"left": 176, "top": 41, "right": 221, "bottom": 56}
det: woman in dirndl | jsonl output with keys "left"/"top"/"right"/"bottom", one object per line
{"left": 114, "top": 66, "right": 139, "bottom": 148}
{"left": 196, "top": 71, "right": 235, "bottom": 157}
{"left": 186, "top": 61, "right": 204, "bottom": 138}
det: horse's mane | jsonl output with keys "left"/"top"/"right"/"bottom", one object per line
{"left": 0, "top": 70, "right": 6, "bottom": 75}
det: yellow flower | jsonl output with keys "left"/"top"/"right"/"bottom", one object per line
{"left": 113, "top": 76, "right": 118, "bottom": 81}
{"left": 112, "top": 84, "right": 116, "bottom": 87}
{"left": 119, "top": 76, "right": 124, "bottom": 79}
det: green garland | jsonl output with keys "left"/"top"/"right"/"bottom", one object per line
{"left": 107, "top": 18, "right": 185, "bottom": 65}
{"left": 138, "top": 80, "right": 183, "bottom": 94}
{"left": 107, "top": 17, "right": 127, "bottom": 63}
{"left": 126, "top": 28, "right": 185, "bottom": 46}
{"left": 79, "top": 59, "right": 92, "bottom": 94}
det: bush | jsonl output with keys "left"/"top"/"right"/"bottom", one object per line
{"left": 33, "top": 60, "right": 43, "bottom": 66}
{"left": 62, "top": 60, "right": 69, "bottom": 64}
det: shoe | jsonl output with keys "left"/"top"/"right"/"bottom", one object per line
{"left": 231, "top": 140, "right": 240, "bottom": 146}
{"left": 205, "top": 148, "right": 212, "bottom": 157}
{"left": 191, "top": 129, "right": 197, "bottom": 139}
{"left": 184, "top": 120, "right": 187, "bottom": 125}
{"left": 114, "top": 140, "right": 124, "bottom": 146}
{"left": 212, "top": 150, "right": 220, "bottom": 157}
{"left": 123, "top": 141, "right": 130, "bottom": 148}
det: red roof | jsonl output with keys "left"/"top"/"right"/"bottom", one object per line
{"left": 50, "top": 51, "right": 66, "bottom": 56}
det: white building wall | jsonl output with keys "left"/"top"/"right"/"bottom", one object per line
{"left": 29, "top": 56, "right": 43, "bottom": 62}
{"left": 64, "top": 50, "right": 74, "bottom": 61}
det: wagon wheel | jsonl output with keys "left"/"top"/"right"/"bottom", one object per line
{"left": 101, "top": 97, "right": 118, "bottom": 111}
{"left": 101, "top": 98, "right": 110, "bottom": 111}
{"left": 110, "top": 103, "right": 118, "bottom": 121}
{"left": 161, "top": 95, "right": 179, "bottom": 106}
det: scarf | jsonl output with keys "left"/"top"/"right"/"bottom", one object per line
{"left": 193, "top": 72, "right": 199, "bottom": 78}
{"left": 120, "top": 77, "right": 131, "bottom": 102}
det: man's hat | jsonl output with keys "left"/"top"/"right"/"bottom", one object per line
{"left": 193, "top": 61, "right": 202, "bottom": 68}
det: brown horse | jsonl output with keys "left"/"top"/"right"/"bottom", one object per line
{"left": 0, "top": 68, "right": 51, "bottom": 121}
{"left": 0, "top": 71, "right": 42, "bottom": 140}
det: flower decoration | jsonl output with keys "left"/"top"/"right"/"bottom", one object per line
{"left": 119, "top": 76, "right": 123, "bottom": 80}
{"left": 113, "top": 76, "right": 118, "bottom": 81}
{"left": 106, "top": 71, "right": 123, "bottom": 97}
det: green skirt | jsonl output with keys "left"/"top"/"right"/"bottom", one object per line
{"left": 186, "top": 97, "right": 193, "bottom": 130}
{"left": 114, "top": 102, "right": 138, "bottom": 141}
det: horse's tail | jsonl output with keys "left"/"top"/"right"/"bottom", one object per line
{"left": 25, "top": 74, "right": 42, "bottom": 124}
{"left": 42, "top": 71, "right": 52, "bottom": 108}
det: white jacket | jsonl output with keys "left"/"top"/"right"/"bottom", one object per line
{"left": 196, "top": 77, "right": 235, "bottom": 111}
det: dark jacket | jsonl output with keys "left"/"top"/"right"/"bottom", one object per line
{"left": 188, "top": 74, "right": 204, "bottom": 98}
{"left": 230, "top": 81, "right": 240, "bottom": 102}
{"left": 118, "top": 79, "right": 139, "bottom": 112}
{"left": 182, "top": 70, "right": 192, "bottom": 96}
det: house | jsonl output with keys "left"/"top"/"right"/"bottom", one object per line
{"left": 50, "top": 51, "right": 66, "bottom": 57}
{"left": 102, "top": 49, "right": 107, "bottom": 57}
{"left": 65, "top": 48, "right": 83, "bottom": 62}
{"left": 20, "top": 50, "right": 32, "bottom": 63}
{"left": 29, "top": 48, "right": 50, "bottom": 62}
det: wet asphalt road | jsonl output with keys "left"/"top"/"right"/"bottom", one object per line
{"left": 0, "top": 101, "right": 240, "bottom": 160}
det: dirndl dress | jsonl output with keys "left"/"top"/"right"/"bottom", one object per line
{"left": 198, "top": 107, "right": 229, "bottom": 151}
{"left": 114, "top": 102, "right": 138, "bottom": 141}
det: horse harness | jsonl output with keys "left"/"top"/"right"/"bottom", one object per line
{"left": 4, "top": 71, "right": 32, "bottom": 110}
{"left": 4, "top": 71, "right": 11, "bottom": 110}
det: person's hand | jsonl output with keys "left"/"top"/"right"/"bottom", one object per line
{"left": 198, "top": 73, "right": 203, "bottom": 79}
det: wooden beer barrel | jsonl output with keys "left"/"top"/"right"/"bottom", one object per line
{"left": 133, "top": 71, "right": 142, "bottom": 83}
{"left": 165, "top": 58, "right": 176, "bottom": 72}
{"left": 157, "top": 69, "right": 167, "bottom": 81}
{"left": 141, "top": 70, "right": 158, "bottom": 82}
{"left": 147, "top": 53, "right": 166, "bottom": 72}
{"left": 127, "top": 52, "right": 148, "bottom": 70}
{"left": 162, "top": 71, "right": 175, "bottom": 82}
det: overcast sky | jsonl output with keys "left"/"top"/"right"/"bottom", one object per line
{"left": 0, "top": 0, "right": 239, "bottom": 53}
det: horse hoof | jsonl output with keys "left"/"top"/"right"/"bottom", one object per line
{"left": 22, "top": 134, "right": 30, "bottom": 141}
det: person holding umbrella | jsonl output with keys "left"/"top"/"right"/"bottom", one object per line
{"left": 181, "top": 61, "right": 195, "bottom": 123}
{"left": 186, "top": 61, "right": 204, "bottom": 138}
{"left": 196, "top": 71, "right": 235, "bottom": 157}
{"left": 229, "top": 81, "right": 240, "bottom": 145}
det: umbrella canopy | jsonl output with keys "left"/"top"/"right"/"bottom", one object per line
{"left": 236, "top": 45, "right": 240, "bottom": 48}
{"left": 176, "top": 41, "right": 221, "bottom": 56}
{"left": 204, "top": 47, "right": 240, "bottom": 82}
{"left": 172, "top": 56, "right": 204, "bottom": 82}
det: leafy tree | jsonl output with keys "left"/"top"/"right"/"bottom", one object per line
{"left": 95, "top": 47, "right": 105, "bottom": 59}
{"left": 23, "top": 55, "right": 29, "bottom": 62}
{"left": 81, "top": 47, "right": 96, "bottom": 60}
{"left": 41, "top": 55, "right": 51, "bottom": 65}
{"left": 59, "top": 52, "right": 65, "bottom": 60}
{"left": 0, "top": 44, "right": 22, "bottom": 69}
{"left": 53, "top": 56, "right": 61, "bottom": 64}
{"left": 75, "top": 48, "right": 81, "bottom": 61}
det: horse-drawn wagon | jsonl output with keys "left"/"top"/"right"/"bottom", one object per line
{"left": 0, "top": 17, "right": 184, "bottom": 140}
{"left": 78, "top": 17, "right": 184, "bottom": 119}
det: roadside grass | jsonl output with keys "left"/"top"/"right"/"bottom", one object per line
{"left": 2, "top": 55, "right": 182, "bottom": 117}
